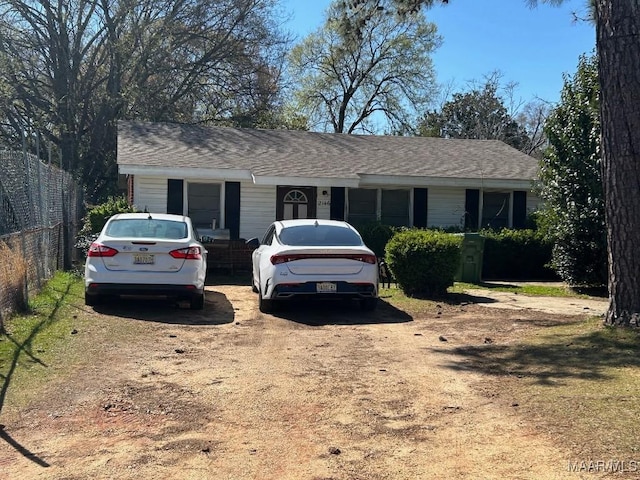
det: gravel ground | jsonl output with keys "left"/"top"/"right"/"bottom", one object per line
{"left": 0, "top": 283, "right": 607, "bottom": 480}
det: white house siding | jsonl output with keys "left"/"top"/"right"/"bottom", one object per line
{"left": 428, "top": 187, "right": 466, "bottom": 229}
{"left": 316, "top": 187, "right": 331, "bottom": 220}
{"left": 133, "top": 176, "right": 168, "bottom": 214}
{"left": 527, "top": 193, "right": 544, "bottom": 214}
{"left": 240, "top": 183, "right": 277, "bottom": 240}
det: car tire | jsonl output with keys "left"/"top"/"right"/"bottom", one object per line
{"left": 361, "top": 297, "right": 378, "bottom": 312}
{"left": 190, "top": 292, "right": 205, "bottom": 310}
{"left": 258, "top": 289, "right": 274, "bottom": 314}
{"left": 85, "top": 292, "right": 101, "bottom": 306}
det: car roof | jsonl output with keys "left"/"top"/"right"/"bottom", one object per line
{"left": 274, "top": 219, "right": 356, "bottom": 230}
{"left": 109, "top": 212, "right": 190, "bottom": 223}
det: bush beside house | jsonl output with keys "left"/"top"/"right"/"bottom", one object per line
{"left": 75, "top": 196, "right": 138, "bottom": 254}
{"left": 357, "top": 222, "right": 396, "bottom": 258}
{"left": 385, "top": 229, "right": 462, "bottom": 297}
{"left": 481, "top": 229, "right": 557, "bottom": 280}
{"left": 380, "top": 224, "right": 556, "bottom": 295}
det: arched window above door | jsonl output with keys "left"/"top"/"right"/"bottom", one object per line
{"left": 283, "top": 190, "right": 308, "bottom": 204}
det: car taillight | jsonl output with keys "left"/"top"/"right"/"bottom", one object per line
{"left": 270, "top": 253, "right": 377, "bottom": 265}
{"left": 170, "top": 246, "right": 202, "bottom": 259}
{"left": 87, "top": 243, "right": 119, "bottom": 257}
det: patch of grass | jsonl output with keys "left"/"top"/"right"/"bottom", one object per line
{"left": 0, "top": 271, "right": 85, "bottom": 411}
{"left": 439, "top": 316, "right": 640, "bottom": 459}
{"left": 386, "top": 283, "right": 638, "bottom": 459}
{"left": 378, "top": 285, "right": 440, "bottom": 313}
{"left": 451, "top": 281, "right": 598, "bottom": 298}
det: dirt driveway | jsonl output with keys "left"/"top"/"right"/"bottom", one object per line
{"left": 0, "top": 283, "right": 608, "bottom": 480}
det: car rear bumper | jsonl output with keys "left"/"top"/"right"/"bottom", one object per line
{"left": 85, "top": 283, "right": 204, "bottom": 297}
{"left": 271, "top": 281, "right": 377, "bottom": 299}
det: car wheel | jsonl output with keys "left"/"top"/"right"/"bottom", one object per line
{"left": 258, "top": 289, "right": 274, "bottom": 314}
{"left": 190, "top": 292, "right": 205, "bottom": 310}
{"left": 361, "top": 297, "right": 378, "bottom": 312}
{"left": 85, "top": 292, "right": 101, "bottom": 306}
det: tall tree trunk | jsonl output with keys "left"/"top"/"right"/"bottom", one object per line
{"left": 596, "top": 1, "right": 640, "bottom": 326}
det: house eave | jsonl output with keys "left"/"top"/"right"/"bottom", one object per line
{"left": 119, "top": 167, "right": 536, "bottom": 191}
{"left": 250, "top": 174, "right": 360, "bottom": 188}
{"left": 358, "top": 174, "right": 536, "bottom": 190}
{"left": 119, "top": 165, "right": 252, "bottom": 181}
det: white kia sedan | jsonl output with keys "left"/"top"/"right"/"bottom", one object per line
{"left": 250, "top": 219, "right": 379, "bottom": 313}
{"left": 84, "top": 213, "right": 208, "bottom": 309}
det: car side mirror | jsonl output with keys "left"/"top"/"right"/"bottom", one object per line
{"left": 246, "top": 237, "right": 260, "bottom": 249}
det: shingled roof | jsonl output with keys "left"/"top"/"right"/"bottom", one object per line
{"left": 117, "top": 120, "right": 539, "bottom": 187}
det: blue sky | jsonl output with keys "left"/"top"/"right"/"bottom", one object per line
{"left": 280, "top": 0, "right": 595, "bottom": 105}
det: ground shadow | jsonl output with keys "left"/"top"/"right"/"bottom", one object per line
{"left": 0, "top": 426, "right": 49, "bottom": 467}
{"left": 206, "top": 272, "right": 252, "bottom": 287}
{"left": 391, "top": 289, "right": 499, "bottom": 308}
{"left": 433, "top": 327, "right": 640, "bottom": 385}
{"left": 91, "top": 289, "right": 235, "bottom": 326}
{"left": 0, "top": 280, "right": 75, "bottom": 468}
{"left": 478, "top": 280, "right": 608, "bottom": 299}
{"left": 446, "top": 291, "right": 499, "bottom": 306}
{"left": 272, "top": 298, "right": 413, "bottom": 326}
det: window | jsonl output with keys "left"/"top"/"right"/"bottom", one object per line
{"left": 381, "top": 189, "right": 410, "bottom": 226}
{"left": 347, "top": 188, "right": 410, "bottom": 227}
{"left": 188, "top": 183, "right": 221, "bottom": 229}
{"left": 283, "top": 189, "right": 308, "bottom": 220}
{"left": 347, "top": 189, "right": 377, "bottom": 226}
{"left": 262, "top": 225, "right": 276, "bottom": 245}
{"left": 482, "top": 192, "right": 510, "bottom": 229}
{"left": 106, "top": 219, "right": 187, "bottom": 239}
{"left": 278, "top": 224, "right": 363, "bottom": 247}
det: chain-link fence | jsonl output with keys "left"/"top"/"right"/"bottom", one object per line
{"left": 0, "top": 149, "right": 82, "bottom": 325}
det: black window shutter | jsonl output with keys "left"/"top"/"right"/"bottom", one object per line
{"left": 465, "top": 189, "right": 480, "bottom": 231}
{"left": 225, "top": 181, "right": 241, "bottom": 240}
{"left": 167, "top": 179, "right": 183, "bottom": 214}
{"left": 330, "top": 187, "right": 345, "bottom": 220}
{"left": 513, "top": 191, "right": 527, "bottom": 229}
{"left": 413, "top": 188, "right": 428, "bottom": 228}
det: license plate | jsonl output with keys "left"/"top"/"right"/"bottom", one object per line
{"left": 316, "top": 282, "right": 337, "bottom": 293}
{"left": 133, "top": 254, "right": 155, "bottom": 265}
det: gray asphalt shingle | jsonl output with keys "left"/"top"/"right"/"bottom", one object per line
{"left": 117, "top": 120, "right": 539, "bottom": 181}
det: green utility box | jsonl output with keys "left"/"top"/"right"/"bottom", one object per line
{"left": 455, "top": 233, "right": 486, "bottom": 283}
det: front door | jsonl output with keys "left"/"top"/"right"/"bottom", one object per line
{"left": 276, "top": 186, "right": 317, "bottom": 220}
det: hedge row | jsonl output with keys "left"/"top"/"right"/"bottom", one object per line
{"left": 480, "top": 229, "right": 557, "bottom": 280}
{"left": 357, "top": 223, "right": 558, "bottom": 296}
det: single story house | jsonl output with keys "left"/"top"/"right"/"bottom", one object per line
{"left": 117, "top": 120, "right": 541, "bottom": 242}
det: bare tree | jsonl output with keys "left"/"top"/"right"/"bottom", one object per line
{"left": 0, "top": 0, "right": 290, "bottom": 201}
{"left": 517, "top": 99, "right": 552, "bottom": 158}
{"left": 287, "top": 0, "right": 441, "bottom": 134}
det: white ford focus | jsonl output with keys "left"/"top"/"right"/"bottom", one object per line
{"left": 84, "top": 213, "right": 208, "bottom": 309}
{"left": 250, "top": 219, "right": 379, "bottom": 313}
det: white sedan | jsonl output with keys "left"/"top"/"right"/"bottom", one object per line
{"left": 84, "top": 213, "right": 208, "bottom": 309}
{"left": 250, "top": 219, "right": 379, "bottom": 313}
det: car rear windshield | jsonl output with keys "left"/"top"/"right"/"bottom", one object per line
{"left": 105, "top": 219, "right": 187, "bottom": 239}
{"left": 278, "top": 225, "right": 363, "bottom": 247}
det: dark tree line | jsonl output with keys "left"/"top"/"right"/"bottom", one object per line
{"left": 0, "top": 0, "right": 290, "bottom": 201}
{"left": 352, "top": 0, "right": 640, "bottom": 327}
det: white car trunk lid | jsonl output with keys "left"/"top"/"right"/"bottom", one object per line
{"left": 100, "top": 240, "right": 187, "bottom": 272}
{"left": 277, "top": 248, "right": 372, "bottom": 275}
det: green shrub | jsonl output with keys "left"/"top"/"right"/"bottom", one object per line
{"left": 75, "top": 196, "right": 137, "bottom": 252}
{"left": 481, "top": 228, "right": 556, "bottom": 280}
{"left": 385, "top": 229, "right": 462, "bottom": 297}
{"left": 356, "top": 222, "right": 397, "bottom": 258}
{"left": 82, "top": 196, "right": 136, "bottom": 234}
